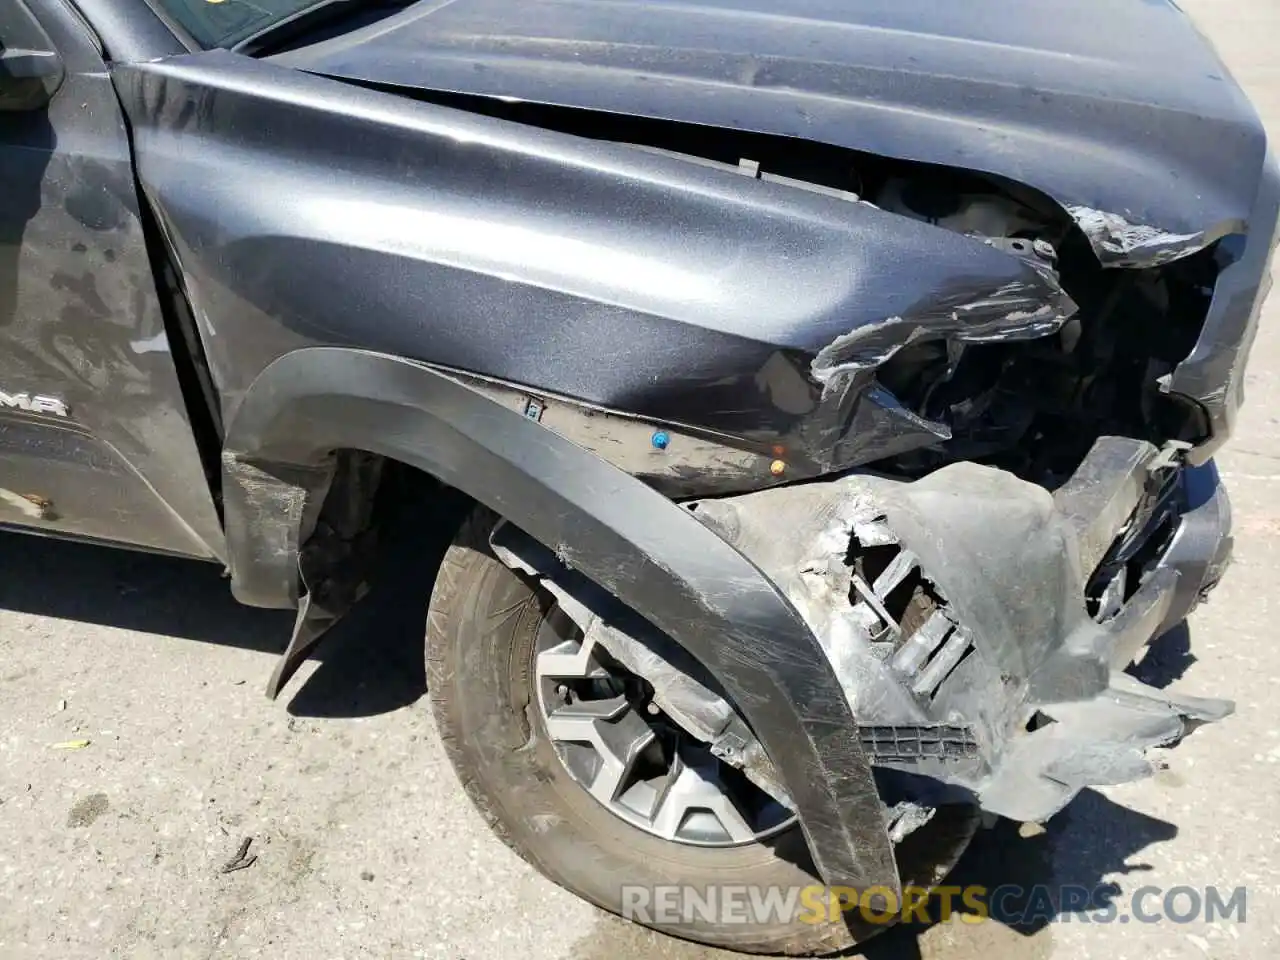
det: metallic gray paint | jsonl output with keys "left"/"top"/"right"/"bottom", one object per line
{"left": 0, "top": 0, "right": 222, "bottom": 557}
{"left": 275, "top": 0, "right": 1264, "bottom": 262}
{"left": 71, "top": 0, "right": 192, "bottom": 60}
{"left": 114, "top": 50, "right": 1075, "bottom": 480}
{"left": 8, "top": 0, "right": 1265, "bottom": 569}
{"left": 1170, "top": 145, "right": 1280, "bottom": 462}
{"left": 0, "top": 0, "right": 1265, "bottom": 905}
{"left": 0, "top": 0, "right": 64, "bottom": 110}
{"left": 273, "top": 0, "right": 1277, "bottom": 450}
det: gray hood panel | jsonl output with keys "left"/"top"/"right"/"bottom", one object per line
{"left": 276, "top": 0, "right": 1270, "bottom": 263}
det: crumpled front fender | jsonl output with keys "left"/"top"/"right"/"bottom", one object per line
{"left": 113, "top": 50, "right": 1076, "bottom": 493}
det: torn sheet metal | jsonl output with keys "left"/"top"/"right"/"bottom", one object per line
{"left": 799, "top": 274, "right": 1077, "bottom": 472}
{"left": 810, "top": 281, "right": 1074, "bottom": 396}
{"left": 1065, "top": 206, "right": 1212, "bottom": 268}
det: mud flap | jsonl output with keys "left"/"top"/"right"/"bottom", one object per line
{"left": 265, "top": 521, "right": 377, "bottom": 699}
{"left": 265, "top": 583, "right": 342, "bottom": 700}
{"left": 264, "top": 547, "right": 375, "bottom": 699}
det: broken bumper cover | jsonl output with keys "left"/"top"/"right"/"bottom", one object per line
{"left": 502, "top": 435, "right": 1234, "bottom": 837}
{"left": 702, "top": 436, "right": 1235, "bottom": 824}
{"left": 982, "top": 446, "right": 1235, "bottom": 821}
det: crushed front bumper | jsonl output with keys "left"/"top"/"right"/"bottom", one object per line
{"left": 686, "top": 436, "right": 1236, "bottom": 825}
{"left": 979, "top": 442, "right": 1236, "bottom": 821}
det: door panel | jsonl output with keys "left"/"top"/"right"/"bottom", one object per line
{"left": 0, "top": 0, "right": 223, "bottom": 558}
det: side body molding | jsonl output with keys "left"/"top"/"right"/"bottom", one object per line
{"left": 222, "top": 346, "right": 898, "bottom": 896}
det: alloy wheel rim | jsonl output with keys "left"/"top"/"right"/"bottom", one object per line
{"left": 532, "top": 607, "right": 796, "bottom": 847}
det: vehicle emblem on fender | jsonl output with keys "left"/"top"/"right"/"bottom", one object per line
{"left": 0, "top": 391, "right": 70, "bottom": 418}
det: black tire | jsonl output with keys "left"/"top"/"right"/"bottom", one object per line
{"left": 427, "top": 507, "right": 977, "bottom": 956}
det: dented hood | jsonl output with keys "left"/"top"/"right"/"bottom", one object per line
{"left": 275, "top": 0, "right": 1271, "bottom": 265}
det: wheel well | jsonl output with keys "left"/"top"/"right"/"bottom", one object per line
{"left": 301, "top": 450, "right": 473, "bottom": 610}
{"left": 330, "top": 450, "right": 475, "bottom": 540}
{"left": 221, "top": 347, "right": 896, "bottom": 888}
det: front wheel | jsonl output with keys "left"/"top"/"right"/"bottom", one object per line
{"left": 426, "top": 508, "right": 976, "bottom": 955}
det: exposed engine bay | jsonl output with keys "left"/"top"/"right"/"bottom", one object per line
{"left": 871, "top": 176, "right": 1217, "bottom": 482}
{"left": 871, "top": 177, "right": 1218, "bottom": 485}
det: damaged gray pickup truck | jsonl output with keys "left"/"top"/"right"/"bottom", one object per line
{"left": 3, "top": 0, "right": 1277, "bottom": 951}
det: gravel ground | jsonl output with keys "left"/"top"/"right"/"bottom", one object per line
{"left": 2, "top": 1, "right": 1279, "bottom": 958}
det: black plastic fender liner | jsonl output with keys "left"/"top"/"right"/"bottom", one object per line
{"left": 221, "top": 346, "right": 898, "bottom": 895}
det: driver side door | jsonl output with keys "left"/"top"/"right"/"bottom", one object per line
{"left": 0, "top": 0, "right": 223, "bottom": 558}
